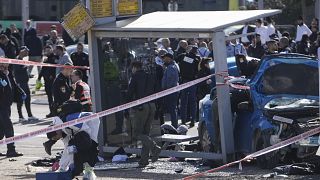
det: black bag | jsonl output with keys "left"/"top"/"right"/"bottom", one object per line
{"left": 57, "top": 100, "right": 82, "bottom": 118}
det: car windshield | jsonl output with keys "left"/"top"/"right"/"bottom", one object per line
{"left": 260, "top": 63, "right": 319, "bottom": 96}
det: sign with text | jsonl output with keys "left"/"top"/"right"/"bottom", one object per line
{"left": 60, "top": 3, "right": 95, "bottom": 40}
{"left": 117, "top": 0, "right": 140, "bottom": 17}
{"left": 90, "top": 0, "right": 113, "bottom": 18}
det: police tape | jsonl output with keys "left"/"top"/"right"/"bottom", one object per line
{"left": 183, "top": 122, "right": 320, "bottom": 180}
{"left": 0, "top": 57, "right": 89, "bottom": 69}
{"left": 0, "top": 73, "right": 219, "bottom": 145}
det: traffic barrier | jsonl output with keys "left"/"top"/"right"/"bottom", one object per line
{"left": 183, "top": 121, "right": 320, "bottom": 180}
{"left": 0, "top": 73, "right": 216, "bottom": 145}
{"left": 0, "top": 57, "right": 89, "bottom": 69}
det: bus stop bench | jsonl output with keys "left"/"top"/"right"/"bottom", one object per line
{"left": 154, "top": 134, "right": 199, "bottom": 150}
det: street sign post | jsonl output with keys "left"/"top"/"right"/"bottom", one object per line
{"left": 60, "top": 3, "right": 95, "bottom": 40}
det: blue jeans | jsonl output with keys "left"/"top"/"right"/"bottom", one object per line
{"left": 164, "top": 93, "right": 178, "bottom": 128}
{"left": 180, "top": 84, "right": 197, "bottom": 124}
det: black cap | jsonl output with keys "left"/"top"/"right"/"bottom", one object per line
{"left": 269, "top": 33, "right": 279, "bottom": 42}
{"left": 161, "top": 53, "right": 174, "bottom": 59}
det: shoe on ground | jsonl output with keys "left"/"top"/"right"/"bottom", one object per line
{"left": 138, "top": 161, "right": 149, "bottom": 168}
{"left": 46, "top": 113, "right": 55, "bottom": 118}
{"left": 28, "top": 116, "right": 39, "bottom": 121}
{"left": 151, "top": 146, "right": 161, "bottom": 163}
{"left": 19, "top": 117, "right": 28, "bottom": 122}
{"left": 6, "top": 151, "right": 23, "bottom": 157}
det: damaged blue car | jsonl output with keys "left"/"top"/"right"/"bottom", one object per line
{"left": 198, "top": 54, "right": 319, "bottom": 168}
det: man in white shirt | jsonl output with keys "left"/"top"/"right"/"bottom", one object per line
{"left": 295, "top": 16, "right": 312, "bottom": 42}
{"left": 266, "top": 17, "right": 276, "bottom": 42}
{"left": 255, "top": 19, "right": 268, "bottom": 45}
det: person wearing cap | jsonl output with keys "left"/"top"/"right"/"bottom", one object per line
{"left": 25, "top": 28, "right": 43, "bottom": 78}
{"left": 154, "top": 49, "right": 167, "bottom": 125}
{"left": 279, "top": 37, "right": 292, "bottom": 54}
{"left": 265, "top": 39, "right": 279, "bottom": 55}
{"left": 126, "top": 61, "right": 161, "bottom": 167}
{"left": 162, "top": 53, "right": 180, "bottom": 128}
{"left": 13, "top": 46, "right": 38, "bottom": 122}
{"left": 282, "top": 31, "right": 297, "bottom": 53}
{"left": 255, "top": 19, "right": 268, "bottom": 45}
{"left": 0, "top": 61, "right": 25, "bottom": 157}
{"left": 55, "top": 44, "right": 73, "bottom": 75}
{"left": 176, "top": 45, "right": 200, "bottom": 127}
{"left": 52, "top": 63, "right": 73, "bottom": 113}
{"left": 295, "top": 16, "right": 312, "bottom": 42}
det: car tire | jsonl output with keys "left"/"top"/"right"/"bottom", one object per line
{"left": 199, "top": 123, "right": 214, "bottom": 153}
{"left": 255, "top": 130, "right": 280, "bottom": 169}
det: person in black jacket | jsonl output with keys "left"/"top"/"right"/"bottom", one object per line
{"left": 0, "top": 34, "right": 16, "bottom": 59}
{"left": 127, "top": 61, "right": 161, "bottom": 167}
{"left": 176, "top": 45, "right": 200, "bottom": 127}
{"left": 25, "top": 28, "right": 43, "bottom": 78}
{"left": 52, "top": 63, "right": 73, "bottom": 113}
{"left": 5, "top": 28, "right": 19, "bottom": 55}
{"left": 0, "top": 62, "right": 25, "bottom": 157}
{"left": 247, "top": 34, "right": 265, "bottom": 59}
{"left": 13, "top": 46, "right": 38, "bottom": 122}
{"left": 297, "top": 34, "right": 310, "bottom": 55}
{"left": 70, "top": 43, "right": 89, "bottom": 83}
{"left": 38, "top": 45, "right": 57, "bottom": 117}
{"left": 197, "top": 58, "right": 212, "bottom": 100}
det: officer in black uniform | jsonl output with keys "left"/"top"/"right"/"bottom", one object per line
{"left": 0, "top": 62, "right": 24, "bottom": 157}
{"left": 176, "top": 45, "right": 200, "bottom": 127}
{"left": 70, "top": 43, "right": 89, "bottom": 83}
{"left": 38, "top": 45, "right": 57, "bottom": 117}
{"left": 52, "top": 63, "right": 73, "bottom": 109}
{"left": 43, "top": 63, "right": 73, "bottom": 155}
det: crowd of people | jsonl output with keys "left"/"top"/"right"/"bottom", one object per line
{"left": 0, "top": 15, "right": 319, "bottom": 173}
{"left": 0, "top": 20, "right": 91, "bottom": 158}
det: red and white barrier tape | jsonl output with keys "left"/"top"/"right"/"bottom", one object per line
{"left": 0, "top": 57, "right": 89, "bottom": 69}
{"left": 183, "top": 124, "right": 320, "bottom": 180}
{"left": 0, "top": 74, "right": 216, "bottom": 145}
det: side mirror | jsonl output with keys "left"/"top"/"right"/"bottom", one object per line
{"left": 237, "top": 101, "right": 253, "bottom": 112}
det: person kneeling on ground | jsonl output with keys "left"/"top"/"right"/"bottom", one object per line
{"left": 45, "top": 102, "right": 100, "bottom": 178}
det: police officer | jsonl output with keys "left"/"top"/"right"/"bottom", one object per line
{"left": 127, "top": 61, "right": 161, "bottom": 167}
{"left": 43, "top": 63, "right": 73, "bottom": 155}
{"left": 176, "top": 45, "right": 200, "bottom": 127}
{"left": 70, "top": 43, "right": 89, "bottom": 83}
{"left": 38, "top": 45, "right": 57, "bottom": 118}
{"left": 52, "top": 63, "right": 73, "bottom": 113}
{"left": 0, "top": 62, "right": 24, "bottom": 157}
{"left": 71, "top": 69, "right": 92, "bottom": 112}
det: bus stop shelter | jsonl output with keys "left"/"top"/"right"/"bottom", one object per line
{"left": 88, "top": 10, "right": 281, "bottom": 163}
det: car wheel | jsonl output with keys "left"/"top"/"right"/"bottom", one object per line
{"left": 255, "top": 130, "right": 280, "bottom": 169}
{"left": 200, "top": 123, "right": 214, "bottom": 152}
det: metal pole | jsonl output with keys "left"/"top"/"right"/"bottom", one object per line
{"left": 88, "top": 30, "right": 104, "bottom": 155}
{"left": 212, "top": 31, "right": 235, "bottom": 163}
{"left": 21, "top": 0, "right": 29, "bottom": 45}
{"left": 258, "top": 0, "right": 263, "bottom": 10}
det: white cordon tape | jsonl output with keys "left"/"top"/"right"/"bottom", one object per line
{"left": 0, "top": 57, "right": 89, "bottom": 69}
{"left": 0, "top": 74, "right": 215, "bottom": 146}
{"left": 183, "top": 122, "right": 320, "bottom": 180}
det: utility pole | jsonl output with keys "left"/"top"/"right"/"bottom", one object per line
{"left": 258, "top": 0, "right": 264, "bottom": 10}
{"left": 21, "top": 0, "right": 29, "bottom": 45}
